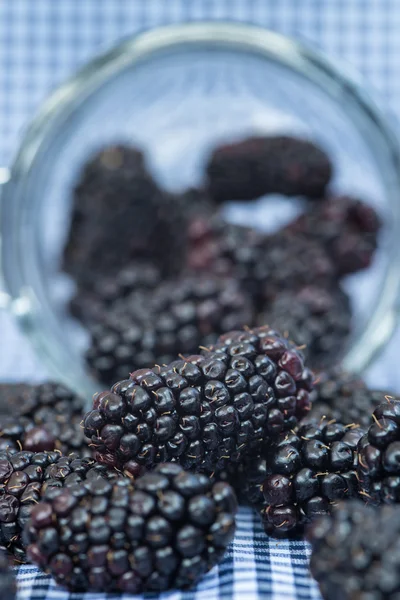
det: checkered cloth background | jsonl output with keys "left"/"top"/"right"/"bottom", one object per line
{"left": 1, "top": 1, "right": 400, "bottom": 599}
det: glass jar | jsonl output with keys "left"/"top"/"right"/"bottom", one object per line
{"left": 2, "top": 22, "right": 400, "bottom": 403}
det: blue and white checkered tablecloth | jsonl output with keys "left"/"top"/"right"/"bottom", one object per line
{"left": 1, "top": 2, "right": 400, "bottom": 599}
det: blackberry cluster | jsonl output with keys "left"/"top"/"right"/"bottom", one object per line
{"left": 357, "top": 398, "right": 400, "bottom": 505}
{"left": 0, "top": 450, "right": 121, "bottom": 562}
{"left": 0, "top": 551, "right": 15, "bottom": 600}
{"left": 286, "top": 195, "right": 381, "bottom": 275}
{"left": 63, "top": 145, "right": 187, "bottom": 287}
{"left": 260, "top": 420, "right": 364, "bottom": 537}
{"left": 84, "top": 326, "right": 313, "bottom": 475}
{"left": 308, "top": 500, "right": 400, "bottom": 600}
{"left": 187, "top": 218, "right": 336, "bottom": 308}
{"left": 0, "top": 383, "right": 89, "bottom": 456}
{"left": 25, "top": 463, "right": 237, "bottom": 593}
{"left": 260, "top": 285, "right": 351, "bottom": 369}
{"left": 306, "top": 368, "right": 389, "bottom": 428}
{"left": 85, "top": 275, "right": 254, "bottom": 387}
{"left": 205, "top": 135, "right": 332, "bottom": 203}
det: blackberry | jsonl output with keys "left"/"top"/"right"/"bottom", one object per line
{"left": 286, "top": 195, "right": 381, "bottom": 275}
{"left": 25, "top": 463, "right": 237, "bottom": 593}
{"left": 0, "top": 383, "right": 89, "bottom": 456}
{"left": 85, "top": 275, "right": 254, "bottom": 387}
{"left": 63, "top": 145, "right": 187, "bottom": 286}
{"left": 357, "top": 398, "right": 400, "bottom": 505}
{"left": 70, "top": 261, "right": 162, "bottom": 322}
{"left": 0, "top": 385, "right": 31, "bottom": 414}
{"left": 308, "top": 500, "right": 400, "bottom": 600}
{"left": 260, "top": 420, "right": 364, "bottom": 537}
{"left": 0, "top": 550, "right": 15, "bottom": 600}
{"left": 205, "top": 135, "right": 332, "bottom": 203}
{"left": 0, "top": 450, "right": 122, "bottom": 562}
{"left": 260, "top": 285, "right": 351, "bottom": 369}
{"left": 84, "top": 326, "right": 313, "bottom": 475}
{"left": 306, "top": 368, "right": 389, "bottom": 428}
{"left": 187, "top": 218, "right": 336, "bottom": 308}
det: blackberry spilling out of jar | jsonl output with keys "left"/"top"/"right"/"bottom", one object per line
{"left": 65, "top": 138, "right": 381, "bottom": 387}
{"left": 308, "top": 501, "right": 400, "bottom": 600}
{"left": 0, "top": 449, "right": 122, "bottom": 562}
{"left": 259, "top": 420, "right": 364, "bottom": 538}
{"left": 25, "top": 463, "right": 237, "bottom": 593}
{"left": 0, "top": 383, "right": 90, "bottom": 456}
{"left": 83, "top": 326, "right": 313, "bottom": 476}
{"left": 84, "top": 274, "right": 254, "bottom": 387}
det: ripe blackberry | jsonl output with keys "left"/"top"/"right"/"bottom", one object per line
{"left": 70, "top": 261, "right": 162, "bottom": 322}
{"left": 205, "top": 135, "right": 332, "bottom": 203}
{"left": 85, "top": 275, "right": 254, "bottom": 387}
{"left": 260, "top": 285, "right": 351, "bottom": 369}
{"left": 0, "top": 450, "right": 121, "bottom": 562}
{"left": 0, "top": 385, "right": 31, "bottom": 414}
{"left": 0, "top": 383, "right": 89, "bottom": 456}
{"left": 63, "top": 145, "right": 187, "bottom": 287}
{"left": 260, "top": 420, "right": 364, "bottom": 537}
{"left": 0, "top": 551, "right": 15, "bottom": 600}
{"left": 84, "top": 326, "right": 313, "bottom": 474}
{"left": 187, "top": 218, "right": 336, "bottom": 309}
{"left": 308, "top": 500, "right": 400, "bottom": 600}
{"left": 25, "top": 463, "right": 237, "bottom": 593}
{"left": 306, "top": 368, "right": 390, "bottom": 428}
{"left": 357, "top": 398, "right": 400, "bottom": 505}
{"left": 286, "top": 195, "right": 381, "bottom": 275}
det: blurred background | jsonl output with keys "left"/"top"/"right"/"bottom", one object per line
{"left": 0, "top": 0, "right": 399, "bottom": 389}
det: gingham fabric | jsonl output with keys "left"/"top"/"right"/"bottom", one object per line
{"left": 1, "top": 2, "right": 400, "bottom": 599}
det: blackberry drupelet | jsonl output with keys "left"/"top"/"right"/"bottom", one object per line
{"left": 286, "top": 195, "right": 381, "bottom": 275}
{"left": 63, "top": 145, "right": 187, "bottom": 286}
{"left": 357, "top": 398, "right": 400, "bottom": 505}
{"left": 187, "top": 218, "right": 336, "bottom": 309}
{"left": 25, "top": 463, "right": 237, "bottom": 593}
{"left": 0, "top": 550, "right": 15, "bottom": 600}
{"left": 0, "top": 383, "right": 89, "bottom": 456}
{"left": 205, "top": 135, "right": 332, "bottom": 203}
{"left": 306, "top": 368, "right": 390, "bottom": 428}
{"left": 0, "top": 450, "right": 122, "bottom": 562}
{"left": 85, "top": 274, "right": 254, "bottom": 387}
{"left": 84, "top": 326, "right": 313, "bottom": 475}
{"left": 260, "top": 285, "right": 351, "bottom": 370}
{"left": 308, "top": 500, "right": 400, "bottom": 600}
{"left": 260, "top": 420, "right": 364, "bottom": 537}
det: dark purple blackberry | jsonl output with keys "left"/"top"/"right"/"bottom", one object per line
{"left": 260, "top": 285, "right": 351, "bottom": 370}
{"left": 187, "top": 218, "right": 336, "bottom": 309}
{"left": 357, "top": 398, "right": 400, "bottom": 505}
{"left": 308, "top": 500, "right": 400, "bottom": 600}
{"left": 205, "top": 135, "right": 332, "bottom": 203}
{"left": 25, "top": 463, "right": 237, "bottom": 593}
{"left": 0, "top": 450, "right": 122, "bottom": 562}
{"left": 85, "top": 275, "right": 254, "bottom": 387}
{"left": 84, "top": 326, "right": 313, "bottom": 475}
{"left": 0, "top": 550, "right": 15, "bottom": 600}
{"left": 0, "top": 385, "right": 31, "bottom": 415}
{"left": 260, "top": 420, "right": 364, "bottom": 538}
{"left": 63, "top": 145, "right": 187, "bottom": 287}
{"left": 286, "top": 195, "right": 381, "bottom": 275}
{"left": 70, "top": 261, "right": 162, "bottom": 322}
{"left": 305, "top": 368, "right": 390, "bottom": 428}
{"left": 0, "top": 383, "right": 89, "bottom": 456}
